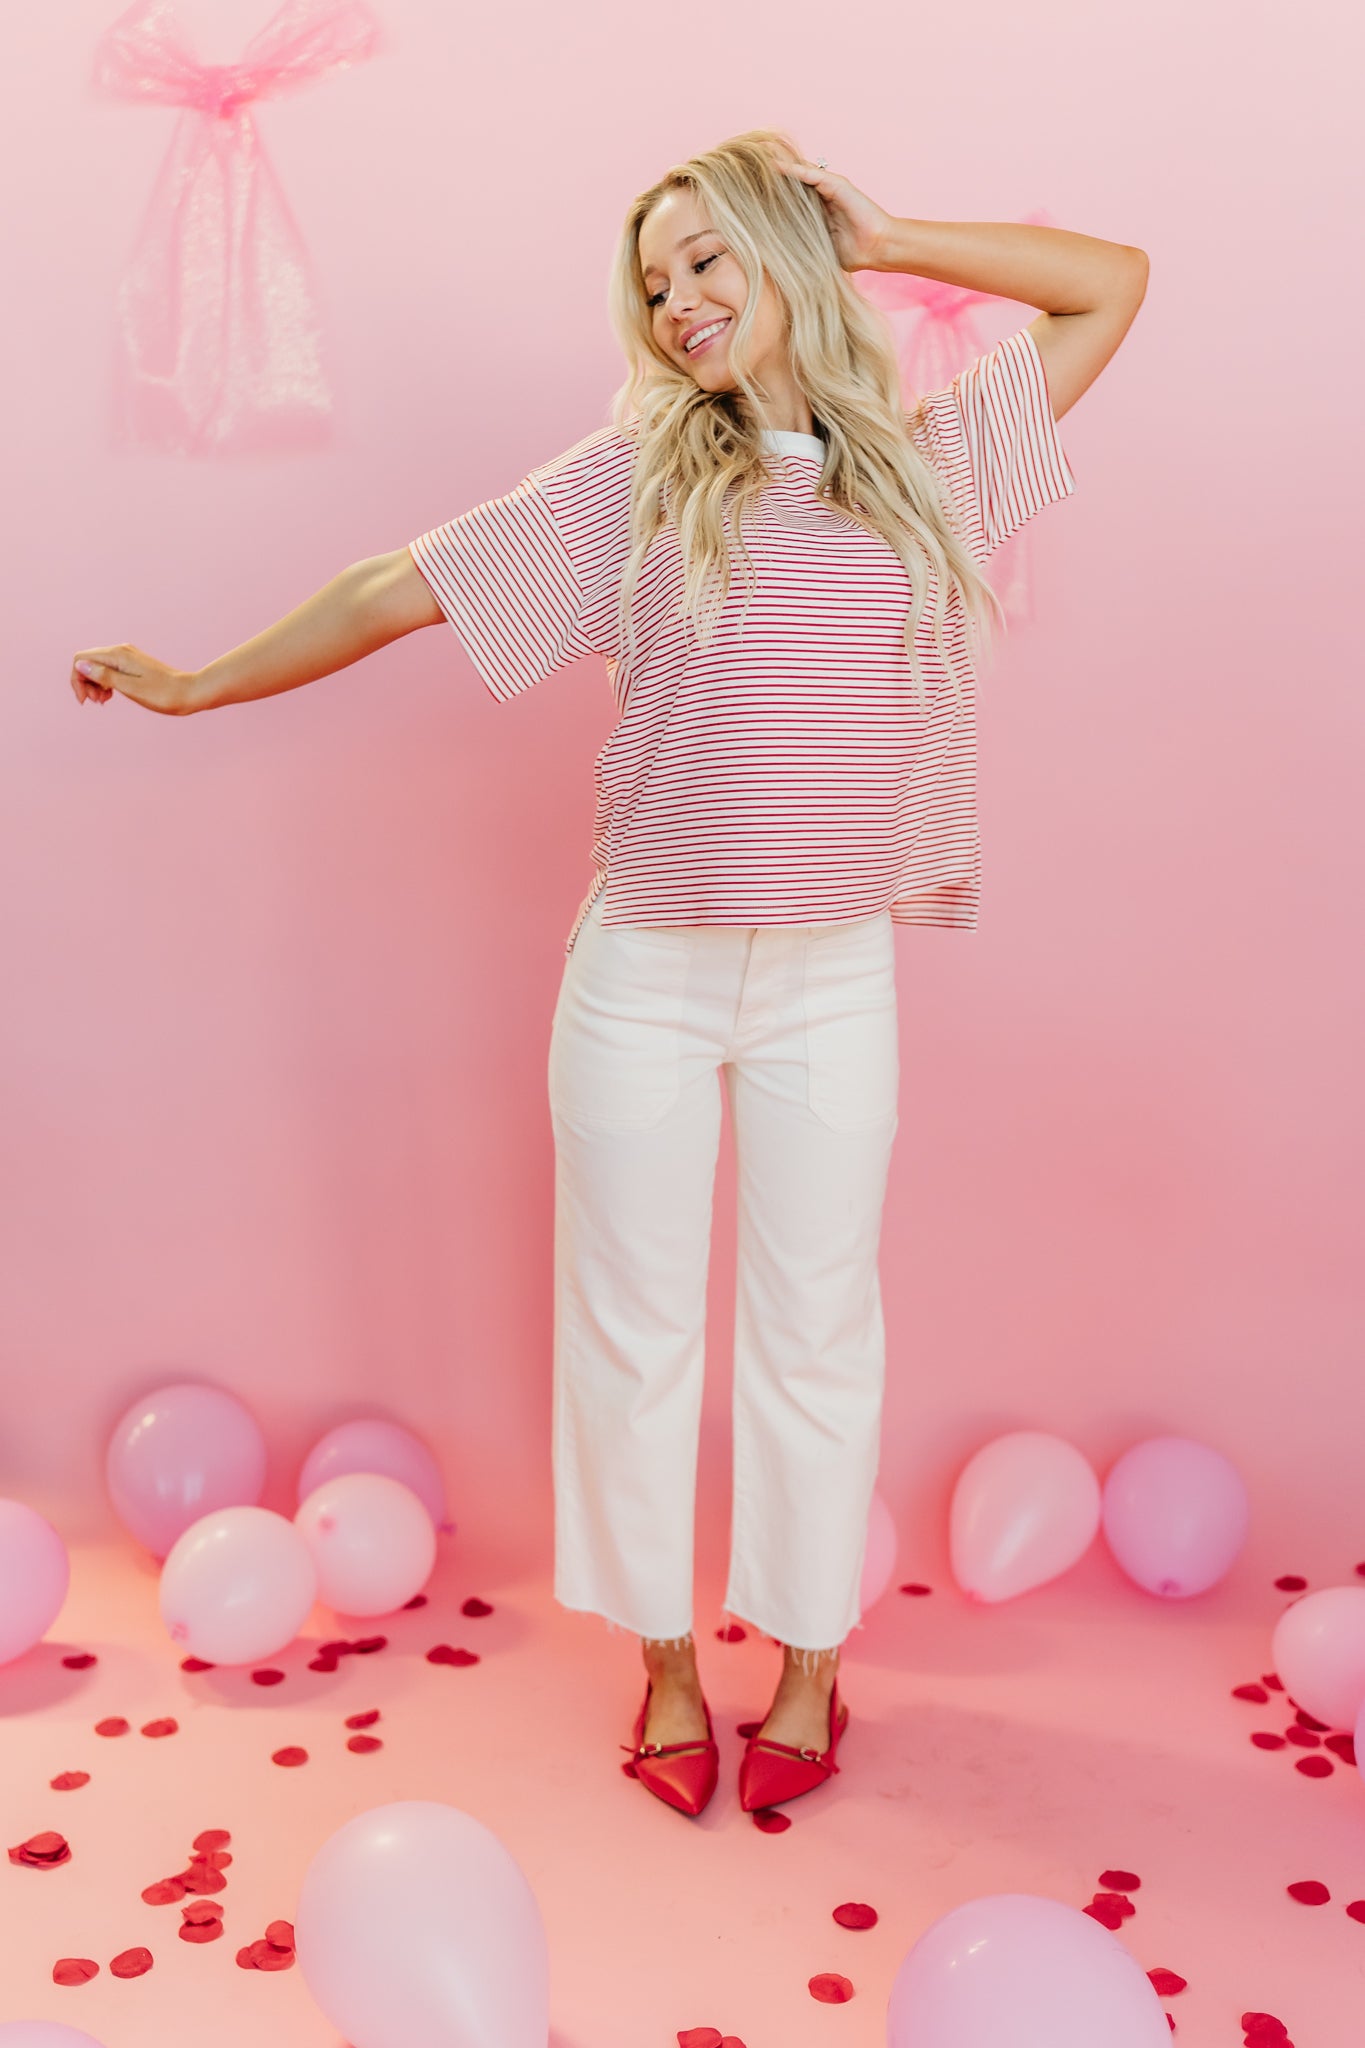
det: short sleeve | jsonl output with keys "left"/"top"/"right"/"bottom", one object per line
{"left": 408, "top": 426, "right": 633, "bottom": 702}
{"left": 908, "top": 325, "right": 1076, "bottom": 564}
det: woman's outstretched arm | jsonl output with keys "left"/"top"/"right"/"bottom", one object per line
{"left": 69, "top": 549, "right": 444, "bottom": 715}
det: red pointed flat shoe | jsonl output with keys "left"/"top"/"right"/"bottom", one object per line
{"left": 738, "top": 1677, "right": 849, "bottom": 1812}
{"left": 621, "top": 1682, "right": 719, "bottom": 1817}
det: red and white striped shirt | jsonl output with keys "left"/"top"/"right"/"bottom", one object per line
{"left": 409, "top": 323, "right": 1075, "bottom": 954}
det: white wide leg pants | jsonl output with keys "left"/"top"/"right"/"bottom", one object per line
{"left": 548, "top": 889, "right": 900, "bottom": 1652}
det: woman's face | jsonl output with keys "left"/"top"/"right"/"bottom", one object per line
{"left": 638, "top": 186, "right": 789, "bottom": 396}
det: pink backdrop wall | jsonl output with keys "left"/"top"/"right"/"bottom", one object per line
{"left": 4, "top": 0, "right": 1360, "bottom": 1596}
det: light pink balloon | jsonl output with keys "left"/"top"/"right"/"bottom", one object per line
{"left": 0, "top": 1501, "right": 70, "bottom": 1667}
{"left": 859, "top": 1488, "right": 898, "bottom": 1614}
{"left": 1101, "top": 1436, "right": 1249, "bottom": 1597}
{"left": 950, "top": 1432, "right": 1100, "bottom": 1602}
{"left": 105, "top": 1382, "right": 267, "bottom": 1558}
{"left": 1272, "top": 1587, "right": 1365, "bottom": 1732}
{"left": 159, "top": 1506, "right": 317, "bottom": 1665}
{"left": 295, "top": 1473, "right": 437, "bottom": 1617}
{"left": 888, "top": 1893, "right": 1171, "bottom": 2048}
{"left": 295, "top": 1801, "right": 548, "bottom": 2048}
{"left": 297, "top": 1419, "right": 453, "bottom": 1535}
{"left": 0, "top": 2027, "right": 110, "bottom": 2047}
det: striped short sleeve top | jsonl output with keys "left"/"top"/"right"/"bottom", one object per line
{"left": 409, "top": 323, "right": 1075, "bottom": 953}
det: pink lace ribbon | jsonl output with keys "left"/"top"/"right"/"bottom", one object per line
{"left": 857, "top": 211, "right": 1056, "bottom": 625}
{"left": 93, "top": 0, "right": 383, "bottom": 455}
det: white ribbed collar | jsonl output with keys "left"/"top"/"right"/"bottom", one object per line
{"left": 758, "top": 427, "right": 826, "bottom": 458}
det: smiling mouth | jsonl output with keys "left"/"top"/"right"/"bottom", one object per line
{"left": 683, "top": 318, "right": 730, "bottom": 358}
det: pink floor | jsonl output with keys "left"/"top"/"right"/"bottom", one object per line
{"left": 4, "top": 1531, "right": 1364, "bottom": 2048}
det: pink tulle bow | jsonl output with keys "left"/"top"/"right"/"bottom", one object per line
{"left": 93, "top": 0, "right": 383, "bottom": 456}
{"left": 857, "top": 211, "right": 1057, "bottom": 626}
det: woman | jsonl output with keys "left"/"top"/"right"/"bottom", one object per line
{"left": 70, "top": 130, "right": 1148, "bottom": 1821}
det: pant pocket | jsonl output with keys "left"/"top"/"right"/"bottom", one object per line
{"left": 801, "top": 916, "right": 900, "bottom": 1131}
{"left": 549, "top": 921, "right": 693, "bottom": 1131}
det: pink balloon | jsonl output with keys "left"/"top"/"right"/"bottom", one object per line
{"left": 1272, "top": 1587, "right": 1365, "bottom": 1732}
{"left": 0, "top": 2028, "right": 109, "bottom": 2047}
{"left": 296, "top": 1801, "right": 548, "bottom": 2048}
{"left": 950, "top": 1432, "right": 1100, "bottom": 1602}
{"left": 159, "top": 1506, "right": 317, "bottom": 1665}
{"left": 106, "top": 1382, "right": 267, "bottom": 1558}
{"left": 859, "top": 1489, "right": 899, "bottom": 1614}
{"left": 1101, "top": 1436, "right": 1249, "bottom": 1597}
{"left": 888, "top": 1893, "right": 1171, "bottom": 2048}
{"left": 295, "top": 1474, "right": 437, "bottom": 1617}
{"left": 297, "top": 1419, "right": 453, "bottom": 1534}
{"left": 0, "top": 1501, "right": 70, "bottom": 1667}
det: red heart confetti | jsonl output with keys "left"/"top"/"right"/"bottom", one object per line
{"left": 266, "top": 1919, "right": 294, "bottom": 1949}
{"left": 1099, "top": 1869, "right": 1141, "bottom": 1892}
{"left": 179, "top": 1919, "right": 224, "bottom": 1944}
{"left": 180, "top": 1656, "right": 215, "bottom": 1672}
{"left": 1345, "top": 1901, "right": 1365, "bottom": 1923}
{"left": 251, "top": 1669, "right": 286, "bottom": 1686}
{"left": 752, "top": 1808, "right": 791, "bottom": 1833}
{"left": 272, "top": 1745, "right": 309, "bottom": 1767}
{"left": 109, "top": 1947, "right": 154, "bottom": 1978}
{"left": 809, "top": 1973, "right": 854, "bottom": 2003}
{"left": 1093, "top": 1891, "right": 1136, "bottom": 1919}
{"left": 50, "top": 1771, "right": 90, "bottom": 1791}
{"left": 141, "top": 1717, "right": 179, "bottom": 1738}
{"left": 1166, "top": 2021, "right": 1175, "bottom": 2035}
{"left": 1251, "top": 1732, "right": 1287, "bottom": 1749}
{"left": 192, "top": 1849, "right": 232, "bottom": 1869}
{"left": 1287, "top": 1880, "right": 1330, "bottom": 1904}
{"left": 1357, "top": 1563, "right": 1365, "bottom": 1578}
{"left": 1232, "top": 1684, "right": 1270, "bottom": 1703}
{"left": 347, "top": 1734, "right": 383, "bottom": 1754}
{"left": 462, "top": 1597, "right": 494, "bottom": 1617}
{"left": 1294, "top": 1708, "right": 1330, "bottom": 1731}
{"left": 193, "top": 1830, "right": 231, "bottom": 1851}
{"left": 426, "top": 1644, "right": 479, "bottom": 1667}
{"left": 1261, "top": 1674, "right": 1284, "bottom": 1690}
{"left": 352, "top": 1636, "right": 387, "bottom": 1654}
{"left": 61, "top": 1652, "right": 98, "bottom": 1669}
{"left": 1148, "top": 1968, "right": 1187, "bottom": 1995}
{"left": 1083, "top": 1899, "right": 1126, "bottom": 1930}
{"left": 1274, "top": 1575, "right": 1307, "bottom": 1592}
{"left": 833, "top": 1902, "right": 878, "bottom": 1929}
{"left": 1241, "top": 2016, "right": 1288, "bottom": 2040}
{"left": 719, "top": 2039, "right": 747, "bottom": 2048}
{"left": 180, "top": 1862, "right": 227, "bottom": 1894}
{"left": 245, "top": 1937, "right": 295, "bottom": 1971}
{"left": 319, "top": 1640, "right": 353, "bottom": 1656}
{"left": 403, "top": 1593, "right": 428, "bottom": 1609}
{"left": 182, "top": 1900, "right": 224, "bottom": 1923}
{"left": 898, "top": 1583, "right": 933, "bottom": 1596}
{"left": 736, "top": 1721, "right": 763, "bottom": 1739}
{"left": 716, "top": 1624, "right": 747, "bottom": 1642}
{"left": 308, "top": 1656, "right": 339, "bottom": 1673}
{"left": 345, "top": 1709, "right": 381, "bottom": 1729}
{"left": 53, "top": 1957, "right": 99, "bottom": 1986}
{"left": 1324, "top": 1733, "right": 1357, "bottom": 1765}
{"left": 95, "top": 1717, "right": 130, "bottom": 1737}
{"left": 677, "top": 2032, "right": 723, "bottom": 2048}
{"left": 1284, "top": 1727, "right": 1321, "bottom": 1748}
{"left": 9, "top": 1831, "right": 72, "bottom": 1869}
{"left": 142, "top": 1879, "right": 187, "bottom": 1905}
{"left": 1295, "top": 1755, "right": 1333, "bottom": 1777}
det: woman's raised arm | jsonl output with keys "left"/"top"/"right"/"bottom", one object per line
{"left": 69, "top": 550, "right": 444, "bottom": 715}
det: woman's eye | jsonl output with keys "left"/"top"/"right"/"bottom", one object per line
{"left": 646, "top": 253, "right": 718, "bottom": 309}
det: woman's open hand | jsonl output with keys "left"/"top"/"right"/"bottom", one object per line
{"left": 778, "top": 158, "right": 896, "bottom": 273}
{"left": 70, "top": 644, "right": 195, "bottom": 715}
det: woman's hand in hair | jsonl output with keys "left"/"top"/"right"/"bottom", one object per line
{"left": 778, "top": 160, "right": 896, "bottom": 273}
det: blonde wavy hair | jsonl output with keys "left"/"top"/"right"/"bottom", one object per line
{"left": 605, "top": 128, "right": 1008, "bottom": 715}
